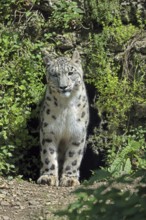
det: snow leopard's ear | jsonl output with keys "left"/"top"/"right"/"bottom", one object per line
{"left": 42, "top": 49, "right": 53, "bottom": 66}
{"left": 71, "top": 50, "right": 81, "bottom": 64}
{"left": 43, "top": 56, "right": 53, "bottom": 67}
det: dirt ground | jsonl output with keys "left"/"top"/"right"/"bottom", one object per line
{"left": 0, "top": 174, "right": 145, "bottom": 220}
{"left": 0, "top": 176, "right": 77, "bottom": 220}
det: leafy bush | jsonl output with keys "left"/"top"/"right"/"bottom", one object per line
{"left": 50, "top": 0, "right": 84, "bottom": 30}
{"left": 85, "top": 33, "right": 141, "bottom": 131}
{"left": 107, "top": 127, "right": 146, "bottom": 176}
{"left": 84, "top": 0, "right": 146, "bottom": 174}
{"left": 0, "top": 1, "right": 47, "bottom": 177}
{"left": 89, "top": 126, "right": 146, "bottom": 177}
{"left": 86, "top": 0, "right": 120, "bottom": 26}
{"left": 56, "top": 170, "right": 146, "bottom": 220}
{"left": 0, "top": 27, "right": 45, "bottom": 176}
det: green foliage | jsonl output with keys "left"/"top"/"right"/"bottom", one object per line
{"left": 89, "top": 126, "right": 146, "bottom": 178}
{"left": 86, "top": 0, "right": 120, "bottom": 26}
{"left": 0, "top": 1, "right": 46, "bottom": 176}
{"left": 86, "top": 31, "right": 146, "bottom": 173}
{"left": 0, "top": 29, "right": 45, "bottom": 175}
{"left": 104, "top": 20, "right": 138, "bottom": 47}
{"left": 135, "top": 5, "right": 146, "bottom": 29}
{"left": 0, "top": 145, "right": 15, "bottom": 174}
{"left": 55, "top": 170, "right": 146, "bottom": 220}
{"left": 107, "top": 127, "right": 146, "bottom": 176}
{"left": 86, "top": 31, "right": 141, "bottom": 131}
{"left": 50, "top": 0, "right": 84, "bottom": 30}
{"left": 85, "top": 0, "right": 146, "bottom": 175}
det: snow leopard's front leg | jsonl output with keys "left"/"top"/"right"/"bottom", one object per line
{"left": 60, "top": 136, "right": 86, "bottom": 187}
{"left": 37, "top": 130, "right": 59, "bottom": 186}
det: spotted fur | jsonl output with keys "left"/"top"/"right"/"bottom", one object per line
{"left": 37, "top": 50, "right": 89, "bottom": 187}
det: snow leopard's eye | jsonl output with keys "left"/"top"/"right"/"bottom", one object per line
{"left": 68, "top": 71, "right": 73, "bottom": 76}
{"left": 50, "top": 72, "right": 58, "bottom": 78}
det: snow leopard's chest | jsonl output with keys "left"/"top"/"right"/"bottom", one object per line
{"left": 41, "top": 84, "right": 89, "bottom": 142}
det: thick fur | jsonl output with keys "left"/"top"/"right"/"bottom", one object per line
{"left": 37, "top": 51, "right": 89, "bottom": 187}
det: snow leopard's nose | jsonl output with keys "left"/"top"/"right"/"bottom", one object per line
{"left": 60, "top": 86, "right": 68, "bottom": 90}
